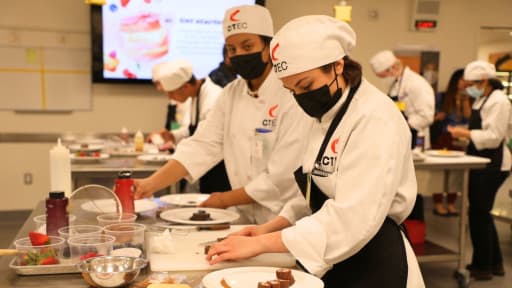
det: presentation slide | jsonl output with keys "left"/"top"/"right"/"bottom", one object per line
{"left": 101, "top": 0, "right": 254, "bottom": 80}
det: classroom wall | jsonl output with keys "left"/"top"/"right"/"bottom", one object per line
{"left": 0, "top": 0, "right": 511, "bottom": 210}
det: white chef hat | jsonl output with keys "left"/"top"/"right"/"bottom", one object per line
{"left": 463, "top": 60, "right": 496, "bottom": 81}
{"left": 370, "top": 50, "right": 398, "bottom": 73}
{"left": 223, "top": 5, "right": 273, "bottom": 39}
{"left": 157, "top": 60, "right": 193, "bottom": 92}
{"left": 151, "top": 62, "right": 166, "bottom": 82}
{"left": 270, "top": 15, "right": 356, "bottom": 79}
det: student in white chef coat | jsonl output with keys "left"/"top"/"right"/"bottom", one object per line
{"left": 206, "top": 16, "right": 425, "bottom": 287}
{"left": 370, "top": 50, "right": 435, "bottom": 148}
{"left": 149, "top": 60, "right": 231, "bottom": 194}
{"left": 134, "top": 5, "right": 310, "bottom": 225}
{"left": 447, "top": 60, "right": 510, "bottom": 280}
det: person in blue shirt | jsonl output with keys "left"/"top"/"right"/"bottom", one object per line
{"left": 430, "top": 68, "right": 472, "bottom": 216}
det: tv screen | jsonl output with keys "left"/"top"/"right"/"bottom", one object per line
{"left": 91, "top": 0, "right": 264, "bottom": 84}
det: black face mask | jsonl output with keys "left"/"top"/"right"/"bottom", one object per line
{"left": 293, "top": 75, "right": 342, "bottom": 120}
{"left": 230, "top": 50, "right": 269, "bottom": 80}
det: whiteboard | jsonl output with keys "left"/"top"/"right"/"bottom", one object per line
{"left": 0, "top": 28, "right": 91, "bottom": 111}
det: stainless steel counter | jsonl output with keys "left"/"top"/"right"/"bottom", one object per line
{"left": 0, "top": 201, "right": 206, "bottom": 287}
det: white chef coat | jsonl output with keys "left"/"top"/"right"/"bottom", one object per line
{"left": 172, "top": 77, "right": 222, "bottom": 143}
{"left": 470, "top": 89, "right": 511, "bottom": 171}
{"left": 172, "top": 71, "right": 311, "bottom": 224}
{"left": 389, "top": 66, "right": 435, "bottom": 147}
{"left": 281, "top": 79, "right": 425, "bottom": 287}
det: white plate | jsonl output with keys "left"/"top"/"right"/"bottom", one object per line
{"left": 424, "top": 150, "right": 465, "bottom": 158}
{"left": 109, "top": 144, "right": 159, "bottom": 156}
{"left": 80, "top": 198, "right": 157, "bottom": 213}
{"left": 202, "top": 267, "right": 324, "bottom": 288}
{"left": 159, "top": 193, "right": 209, "bottom": 207}
{"left": 159, "top": 208, "right": 239, "bottom": 225}
{"left": 137, "top": 154, "right": 173, "bottom": 164}
{"left": 68, "top": 143, "right": 104, "bottom": 152}
{"left": 70, "top": 153, "right": 110, "bottom": 162}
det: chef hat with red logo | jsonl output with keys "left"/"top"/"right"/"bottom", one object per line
{"left": 464, "top": 60, "right": 496, "bottom": 81}
{"left": 269, "top": 15, "right": 356, "bottom": 79}
{"left": 223, "top": 5, "right": 273, "bottom": 39}
{"left": 156, "top": 59, "right": 193, "bottom": 92}
{"left": 369, "top": 50, "right": 398, "bottom": 73}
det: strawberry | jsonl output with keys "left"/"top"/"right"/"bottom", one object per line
{"left": 80, "top": 252, "right": 102, "bottom": 260}
{"left": 39, "top": 256, "right": 59, "bottom": 265}
{"left": 79, "top": 151, "right": 87, "bottom": 157}
{"left": 29, "top": 231, "right": 50, "bottom": 246}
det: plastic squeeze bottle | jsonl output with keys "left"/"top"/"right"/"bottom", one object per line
{"left": 134, "top": 130, "right": 144, "bottom": 152}
{"left": 46, "top": 191, "right": 69, "bottom": 236}
{"left": 49, "top": 138, "right": 71, "bottom": 196}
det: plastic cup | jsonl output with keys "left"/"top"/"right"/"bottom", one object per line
{"left": 58, "top": 225, "right": 103, "bottom": 240}
{"left": 96, "top": 213, "right": 137, "bottom": 227}
{"left": 14, "top": 236, "right": 65, "bottom": 266}
{"left": 67, "top": 234, "right": 115, "bottom": 263}
{"left": 104, "top": 223, "right": 146, "bottom": 252}
{"left": 33, "top": 214, "right": 77, "bottom": 233}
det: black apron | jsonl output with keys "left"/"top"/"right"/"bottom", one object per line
{"left": 389, "top": 75, "right": 417, "bottom": 149}
{"left": 466, "top": 93, "right": 503, "bottom": 170}
{"left": 188, "top": 83, "right": 232, "bottom": 194}
{"left": 294, "top": 81, "right": 408, "bottom": 288}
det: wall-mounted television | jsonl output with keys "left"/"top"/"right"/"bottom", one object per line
{"left": 91, "top": 0, "right": 265, "bottom": 84}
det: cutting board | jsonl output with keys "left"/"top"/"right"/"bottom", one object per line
{"left": 149, "top": 225, "right": 296, "bottom": 272}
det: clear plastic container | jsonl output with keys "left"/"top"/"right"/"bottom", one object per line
{"left": 67, "top": 234, "right": 115, "bottom": 263}
{"left": 14, "top": 236, "right": 65, "bottom": 266}
{"left": 33, "top": 214, "right": 76, "bottom": 233}
{"left": 104, "top": 223, "right": 146, "bottom": 252}
{"left": 96, "top": 213, "right": 137, "bottom": 227}
{"left": 58, "top": 225, "right": 103, "bottom": 240}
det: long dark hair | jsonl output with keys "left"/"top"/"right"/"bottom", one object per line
{"left": 441, "top": 68, "right": 464, "bottom": 113}
{"left": 320, "top": 56, "right": 362, "bottom": 87}
{"left": 488, "top": 78, "right": 505, "bottom": 91}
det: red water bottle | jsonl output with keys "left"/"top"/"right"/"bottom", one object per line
{"left": 115, "top": 171, "right": 135, "bottom": 214}
{"left": 46, "top": 191, "right": 69, "bottom": 236}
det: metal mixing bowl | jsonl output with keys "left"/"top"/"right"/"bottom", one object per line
{"left": 76, "top": 256, "right": 147, "bottom": 287}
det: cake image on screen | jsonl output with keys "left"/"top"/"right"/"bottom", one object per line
{"left": 120, "top": 13, "right": 169, "bottom": 62}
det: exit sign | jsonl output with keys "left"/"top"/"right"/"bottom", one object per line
{"left": 414, "top": 20, "right": 438, "bottom": 31}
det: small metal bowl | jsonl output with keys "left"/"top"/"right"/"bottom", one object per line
{"left": 76, "top": 256, "right": 147, "bottom": 288}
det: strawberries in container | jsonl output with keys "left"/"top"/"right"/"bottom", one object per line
{"left": 15, "top": 232, "right": 65, "bottom": 266}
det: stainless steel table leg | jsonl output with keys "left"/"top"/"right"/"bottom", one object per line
{"left": 456, "top": 168, "right": 470, "bottom": 285}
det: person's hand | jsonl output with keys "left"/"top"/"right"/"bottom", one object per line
{"left": 447, "top": 125, "right": 470, "bottom": 139}
{"left": 158, "top": 141, "right": 175, "bottom": 152}
{"left": 133, "top": 178, "right": 155, "bottom": 199}
{"left": 206, "top": 236, "right": 264, "bottom": 265}
{"left": 229, "top": 225, "right": 267, "bottom": 237}
{"left": 159, "top": 129, "right": 174, "bottom": 143}
{"left": 198, "top": 192, "right": 228, "bottom": 209}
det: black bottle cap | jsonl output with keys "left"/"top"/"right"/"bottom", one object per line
{"left": 118, "top": 170, "right": 132, "bottom": 179}
{"left": 49, "top": 191, "right": 65, "bottom": 199}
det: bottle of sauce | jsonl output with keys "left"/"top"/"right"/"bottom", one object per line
{"left": 46, "top": 191, "right": 69, "bottom": 236}
{"left": 114, "top": 171, "right": 135, "bottom": 214}
{"left": 134, "top": 130, "right": 144, "bottom": 152}
{"left": 49, "top": 138, "right": 71, "bottom": 196}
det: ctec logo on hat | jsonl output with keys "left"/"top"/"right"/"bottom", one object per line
{"left": 271, "top": 43, "right": 288, "bottom": 73}
{"left": 229, "top": 9, "right": 240, "bottom": 22}
{"left": 262, "top": 104, "right": 279, "bottom": 128}
{"left": 226, "top": 9, "right": 248, "bottom": 32}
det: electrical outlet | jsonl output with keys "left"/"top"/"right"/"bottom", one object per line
{"left": 23, "top": 172, "right": 33, "bottom": 185}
